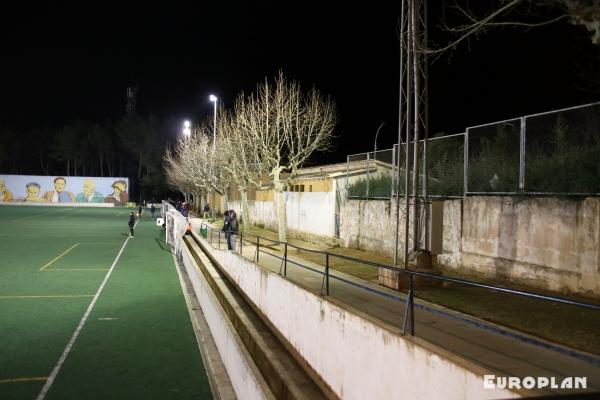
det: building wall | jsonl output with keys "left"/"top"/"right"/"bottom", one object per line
{"left": 229, "top": 193, "right": 600, "bottom": 297}
{"left": 228, "top": 191, "right": 336, "bottom": 238}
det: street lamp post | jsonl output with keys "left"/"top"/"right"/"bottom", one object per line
{"left": 367, "top": 121, "right": 386, "bottom": 199}
{"left": 183, "top": 120, "right": 191, "bottom": 137}
{"left": 209, "top": 94, "right": 218, "bottom": 218}
{"left": 209, "top": 94, "right": 218, "bottom": 151}
{"left": 374, "top": 121, "right": 386, "bottom": 155}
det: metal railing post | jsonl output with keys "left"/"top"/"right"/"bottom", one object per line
{"left": 256, "top": 237, "right": 260, "bottom": 262}
{"left": 402, "top": 273, "right": 415, "bottom": 336}
{"left": 326, "top": 253, "right": 330, "bottom": 295}
{"left": 239, "top": 232, "right": 243, "bottom": 254}
{"left": 209, "top": 228, "right": 213, "bottom": 245}
{"left": 284, "top": 243, "right": 288, "bottom": 277}
{"left": 218, "top": 231, "right": 221, "bottom": 250}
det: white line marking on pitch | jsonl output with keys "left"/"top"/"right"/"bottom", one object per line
{"left": 98, "top": 317, "right": 117, "bottom": 321}
{"left": 35, "top": 218, "right": 140, "bottom": 400}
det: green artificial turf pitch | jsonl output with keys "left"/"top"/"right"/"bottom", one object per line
{"left": 0, "top": 205, "right": 213, "bottom": 400}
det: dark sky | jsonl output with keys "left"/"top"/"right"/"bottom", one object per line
{"left": 1, "top": 1, "right": 599, "bottom": 164}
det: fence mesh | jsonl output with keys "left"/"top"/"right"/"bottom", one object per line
{"left": 524, "top": 103, "right": 600, "bottom": 194}
{"left": 467, "top": 119, "right": 521, "bottom": 194}
{"left": 346, "top": 149, "right": 394, "bottom": 199}
{"left": 427, "top": 134, "right": 464, "bottom": 197}
{"left": 345, "top": 102, "right": 599, "bottom": 199}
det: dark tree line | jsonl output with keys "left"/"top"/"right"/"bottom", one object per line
{"left": 0, "top": 114, "right": 177, "bottom": 202}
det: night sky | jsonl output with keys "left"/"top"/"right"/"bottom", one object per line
{"left": 1, "top": 1, "right": 599, "bottom": 164}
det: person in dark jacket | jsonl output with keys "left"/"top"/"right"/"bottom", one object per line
{"left": 222, "top": 210, "right": 230, "bottom": 248}
{"left": 227, "top": 210, "right": 239, "bottom": 251}
{"left": 128, "top": 212, "right": 135, "bottom": 237}
{"left": 150, "top": 203, "right": 156, "bottom": 219}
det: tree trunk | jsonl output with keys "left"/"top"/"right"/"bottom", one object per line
{"left": 273, "top": 170, "right": 287, "bottom": 242}
{"left": 210, "top": 190, "right": 216, "bottom": 219}
{"left": 240, "top": 188, "right": 251, "bottom": 233}
{"left": 222, "top": 191, "right": 229, "bottom": 218}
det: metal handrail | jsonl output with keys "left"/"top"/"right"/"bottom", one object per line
{"left": 199, "top": 223, "right": 600, "bottom": 337}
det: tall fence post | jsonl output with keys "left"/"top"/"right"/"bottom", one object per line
{"left": 218, "top": 231, "right": 221, "bottom": 250}
{"left": 239, "top": 232, "right": 243, "bottom": 254}
{"left": 519, "top": 116, "right": 526, "bottom": 192}
{"left": 326, "top": 253, "right": 330, "bottom": 296}
{"left": 345, "top": 155, "right": 350, "bottom": 200}
{"left": 463, "top": 128, "right": 469, "bottom": 197}
{"left": 366, "top": 152, "right": 371, "bottom": 199}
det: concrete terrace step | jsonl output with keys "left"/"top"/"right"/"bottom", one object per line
{"left": 183, "top": 236, "right": 328, "bottom": 400}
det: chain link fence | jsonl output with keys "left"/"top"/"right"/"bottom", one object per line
{"left": 524, "top": 103, "right": 600, "bottom": 194}
{"left": 466, "top": 119, "right": 521, "bottom": 194}
{"left": 346, "top": 149, "right": 395, "bottom": 199}
{"left": 345, "top": 102, "right": 600, "bottom": 199}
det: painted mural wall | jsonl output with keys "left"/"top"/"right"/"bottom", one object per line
{"left": 0, "top": 175, "right": 129, "bottom": 205}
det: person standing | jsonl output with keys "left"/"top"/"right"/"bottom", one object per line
{"left": 128, "top": 212, "right": 135, "bottom": 237}
{"left": 138, "top": 204, "right": 143, "bottom": 218}
{"left": 222, "top": 210, "right": 230, "bottom": 248}
{"left": 203, "top": 203, "right": 210, "bottom": 220}
{"left": 150, "top": 203, "right": 156, "bottom": 219}
{"left": 228, "top": 210, "right": 239, "bottom": 251}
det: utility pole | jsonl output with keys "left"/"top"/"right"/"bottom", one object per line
{"left": 394, "top": 0, "right": 430, "bottom": 335}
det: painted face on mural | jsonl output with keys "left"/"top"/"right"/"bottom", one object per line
{"left": 54, "top": 178, "right": 66, "bottom": 192}
{"left": 113, "top": 182, "right": 125, "bottom": 195}
{"left": 26, "top": 185, "right": 40, "bottom": 197}
{"left": 83, "top": 179, "right": 95, "bottom": 197}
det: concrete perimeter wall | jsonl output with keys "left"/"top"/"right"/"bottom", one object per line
{"left": 197, "top": 237, "right": 516, "bottom": 400}
{"left": 229, "top": 195, "right": 600, "bottom": 297}
{"left": 335, "top": 197, "right": 600, "bottom": 297}
{"left": 438, "top": 197, "right": 600, "bottom": 297}
{"left": 228, "top": 192, "right": 336, "bottom": 238}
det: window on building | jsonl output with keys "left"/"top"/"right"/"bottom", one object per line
{"left": 309, "top": 185, "right": 312, "bottom": 192}
{"left": 300, "top": 185, "right": 305, "bottom": 192}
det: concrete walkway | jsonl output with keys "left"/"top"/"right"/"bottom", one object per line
{"left": 191, "top": 219, "right": 600, "bottom": 396}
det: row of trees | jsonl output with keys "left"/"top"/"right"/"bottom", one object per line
{"left": 0, "top": 114, "right": 173, "bottom": 202}
{"left": 163, "top": 72, "right": 337, "bottom": 241}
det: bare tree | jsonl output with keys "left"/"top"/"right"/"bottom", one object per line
{"left": 431, "top": 0, "right": 600, "bottom": 56}
{"left": 218, "top": 101, "right": 266, "bottom": 231}
{"left": 240, "top": 72, "right": 337, "bottom": 242}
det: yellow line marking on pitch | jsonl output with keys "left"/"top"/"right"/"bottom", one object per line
{"left": 0, "top": 295, "right": 94, "bottom": 299}
{"left": 39, "top": 243, "right": 79, "bottom": 271}
{"left": 0, "top": 376, "right": 48, "bottom": 384}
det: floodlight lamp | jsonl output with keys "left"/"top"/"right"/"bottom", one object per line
{"left": 209, "top": 94, "right": 217, "bottom": 102}
{"left": 184, "top": 120, "right": 191, "bottom": 128}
